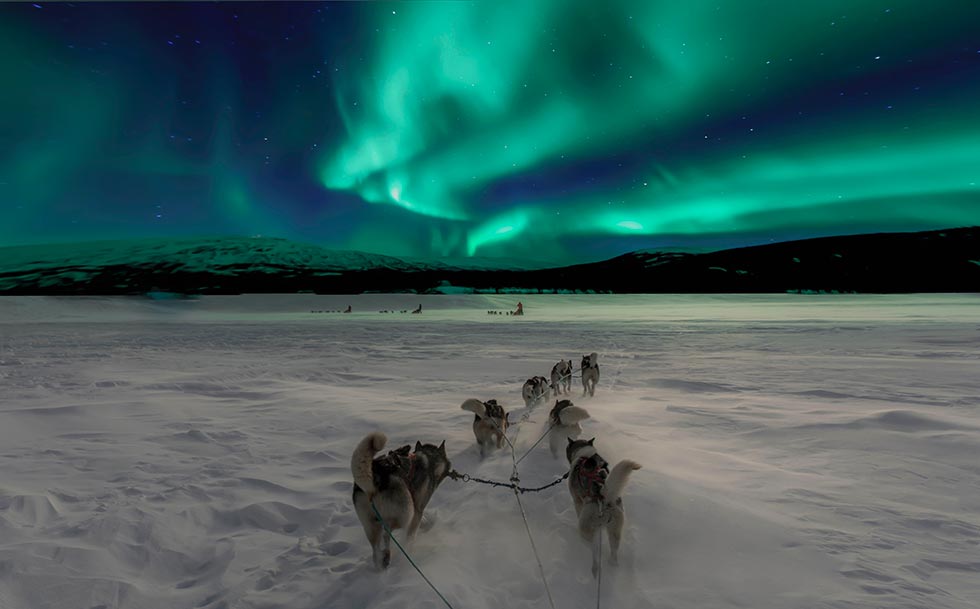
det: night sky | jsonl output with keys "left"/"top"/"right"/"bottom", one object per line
{"left": 2, "top": 1, "right": 979, "bottom": 265}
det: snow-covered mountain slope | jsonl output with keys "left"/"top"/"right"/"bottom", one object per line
{"left": 0, "top": 236, "right": 422, "bottom": 276}
{"left": 0, "top": 237, "right": 440, "bottom": 294}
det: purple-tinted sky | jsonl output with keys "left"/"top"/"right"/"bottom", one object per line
{"left": 2, "top": 1, "right": 978, "bottom": 264}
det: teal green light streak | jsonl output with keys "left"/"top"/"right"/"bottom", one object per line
{"left": 467, "top": 126, "right": 980, "bottom": 255}
{"left": 318, "top": 0, "right": 978, "bottom": 259}
{"left": 616, "top": 221, "right": 644, "bottom": 231}
{"left": 467, "top": 209, "right": 533, "bottom": 255}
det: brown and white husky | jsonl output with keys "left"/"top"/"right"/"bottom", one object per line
{"left": 566, "top": 437, "right": 641, "bottom": 577}
{"left": 351, "top": 432, "right": 451, "bottom": 569}
{"left": 461, "top": 398, "right": 510, "bottom": 458}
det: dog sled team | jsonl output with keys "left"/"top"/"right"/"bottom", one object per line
{"left": 487, "top": 301, "right": 525, "bottom": 315}
{"left": 351, "top": 350, "right": 641, "bottom": 580}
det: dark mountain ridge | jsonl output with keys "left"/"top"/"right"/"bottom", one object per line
{"left": 0, "top": 227, "right": 976, "bottom": 295}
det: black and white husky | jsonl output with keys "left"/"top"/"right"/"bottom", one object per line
{"left": 522, "top": 375, "right": 551, "bottom": 408}
{"left": 550, "top": 359, "right": 573, "bottom": 395}
{"left": 566, "top": 437, "right": 641, "bottom": 577}
{"left": 581, "top": 352, "right": 600, "bottom": 396}
{"left": 547, "top": 399, "right": 590, "bottom": 458}
{"left": 351, "top": 432, "right": 451, "bottom": 569}
{"left": 460, "top": 398, "right": 510, "bottom": 458}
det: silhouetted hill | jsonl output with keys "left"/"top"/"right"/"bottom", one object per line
{"left": 547, "top": 227, "right": 979, "bottom": 294}
{"left": 0, "top": 228, "right": 976, "bottom": 295}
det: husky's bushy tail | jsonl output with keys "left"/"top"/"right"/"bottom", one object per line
{"left": 555, "top": 405, "right": 590, "bottom": 426}
{"left": 351, "top": 432, "right": 386, "bottom": 495}
{"left": 460, "top": 398, "right": 487, "bottom": 419}
{"left": 603, "top": 460, "right": 641, "bottom": 505}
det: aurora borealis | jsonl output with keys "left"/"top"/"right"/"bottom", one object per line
{"left": 2, "top": 2, "right": 978, "bottom": 265}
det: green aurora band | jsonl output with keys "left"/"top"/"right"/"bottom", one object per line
{"left": 1, "top": 0, "right": 977, "bottom": 263}
{"left": 319, "top": 0, "right": 979, "bottom": 258}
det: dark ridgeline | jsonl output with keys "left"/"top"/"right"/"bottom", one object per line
{"left": 0, "top": 227, "right": 977, "bottom": 295}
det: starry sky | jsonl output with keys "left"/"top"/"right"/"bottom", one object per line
{"left": 1, "top": 1, "right": 979, "bottom": 265}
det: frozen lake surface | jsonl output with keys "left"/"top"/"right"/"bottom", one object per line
{"left": 1, "top": 294, "right": 978, "bottom": 609}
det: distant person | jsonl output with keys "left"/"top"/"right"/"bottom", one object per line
{"left": 513, "top": 301, "right": 524, "bottom": 316}
{"left": 343, "top": 305, "right": 352, "bottom": 313}
{"left": 412, "top": 304, "right": 422, "bottom": 314}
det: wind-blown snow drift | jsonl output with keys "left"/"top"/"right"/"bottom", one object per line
{"left": 0, "top": 294, "right": 978, "bottom": 609}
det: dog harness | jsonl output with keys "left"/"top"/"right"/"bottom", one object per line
{"left": 396, "top": 452, "right": 418, "bottom": 503}
{"left": 371, "top": 448, "right": 418, "bottom": 502}
{"left": 483, "top": 399, "right": 505, "bottom": 421}
{"left": 550, "top": 400, "right": 573, "bottom": 424}
{"left": 575, "top": 455, "right": 609, "bottom": 501}
{"left": 525, "top": 377, "right": 548, "bottom": 402}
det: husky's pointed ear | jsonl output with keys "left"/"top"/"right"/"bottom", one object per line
{"left": 567, "top": 437, "right": 575, "bottom": 445}
{"left": 415, "top": 440, "right": 423, "bottom": 452}
{"left": 438, "top": 440, "right": 446, "bottom": 454}
{"left": 588, "top": 437, "right": 595, "bottom": 445}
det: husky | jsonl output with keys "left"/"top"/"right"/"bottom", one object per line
{"left": 461, "top": 398, "right": 510, "bottom": 458}
{"left": 550, "top": 359, "right": 574, "bottom": 395}
{"left": 351, "top": 432, "right": 451, "bottom": 569}
{"left": 581, "top": 352, "right": 600, "bottom": 397}
{"left": 566, "top": 437, "right": 641, "bottom": 577}
{"left": 547, "top": 399, "right": 590, "bottom": 458}
{"left": 522, "top": 375, "right": 551, "bottom": 408}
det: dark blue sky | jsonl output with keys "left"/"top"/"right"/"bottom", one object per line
{"left": 1, "top": 1, "right": 978, "bottom": 264}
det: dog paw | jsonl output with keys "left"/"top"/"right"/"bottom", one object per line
{"left": 382, "top": 549, "right": 391, "bottom": 569}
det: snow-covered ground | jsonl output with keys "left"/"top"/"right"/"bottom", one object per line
{"left": 1, "top": 294, "right": 978, "bottom": 609}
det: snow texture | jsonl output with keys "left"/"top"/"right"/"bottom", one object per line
{"left": 1, "top": 293, "right": 978, "bottom": 609}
